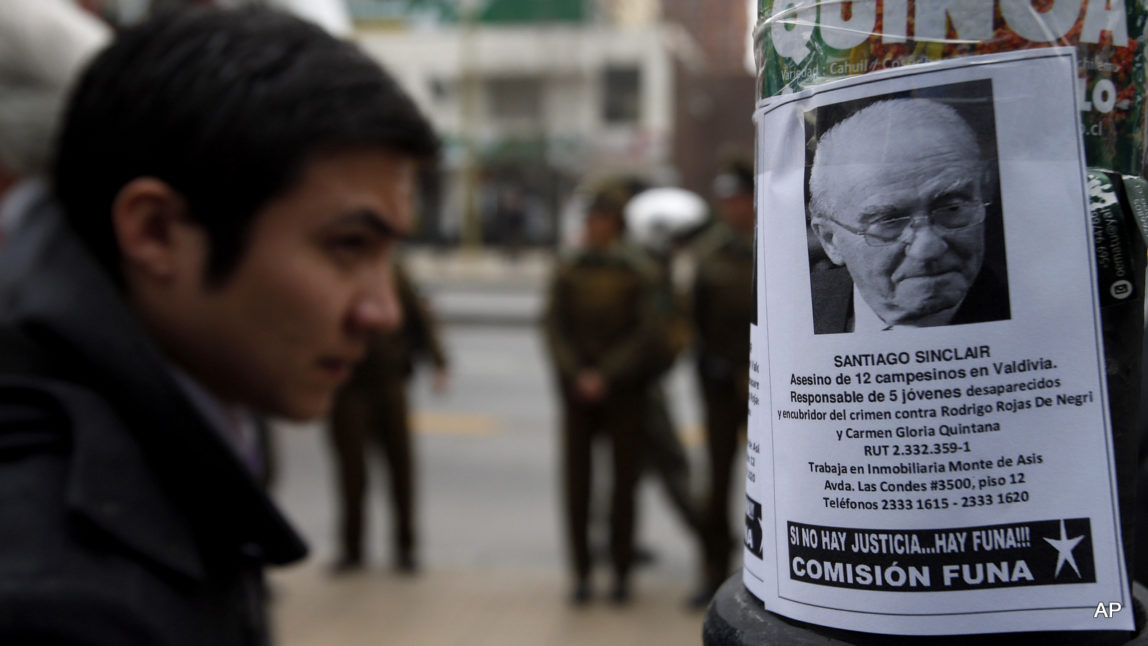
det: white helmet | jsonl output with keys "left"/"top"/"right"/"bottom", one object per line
{"left": 624, "top": 187, "right": 708, "bottom": 253}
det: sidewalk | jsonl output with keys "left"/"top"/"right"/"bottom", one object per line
{"left": 265, "top": 328, "right": 713, "bottom": 646}
{"left": 271, "top": 563, "right": 705, "bottom": 646}
{"left": 404, "top": 247, "right": 553, "bottom": 327}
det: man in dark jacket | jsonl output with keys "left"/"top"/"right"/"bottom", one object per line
{"left": 692, "top": 160, "right": 755, "bottom": 603}
{"left": 0, "top": 8, "right": 438, "bottom": 645}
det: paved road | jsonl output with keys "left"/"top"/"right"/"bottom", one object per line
{"left": 267, "top": 324, "right": 743, "bottom": 645}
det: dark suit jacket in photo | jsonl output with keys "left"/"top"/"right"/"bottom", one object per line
{"left": 811, "top": 264, "right": 1010, "bottom": 334}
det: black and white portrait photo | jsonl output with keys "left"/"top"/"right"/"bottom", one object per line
{"left": 804, "top": 80, "right": 1011, "bottom": 334}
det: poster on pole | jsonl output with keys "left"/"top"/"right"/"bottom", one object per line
{"left": 744, "top": 193, "right": 767, "bottom": 581}
{"left": 746, "top": 48, "right": 1131, "bottom": 635}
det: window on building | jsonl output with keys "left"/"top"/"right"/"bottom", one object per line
{"left": 488, "top": 77, "right": 543, "bottom": 123}
{"left": 602, "top": 66, "right": 641, "bottom": 124}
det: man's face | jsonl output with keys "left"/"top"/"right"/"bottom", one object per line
{"left": 812, "top": 120, "right": 986, "bottom": 326}
{"left": 584, "top": 209, "right": 622, "bottom": 248}
{"left": 160, "top": 148, "right": 415, "bottom": 419}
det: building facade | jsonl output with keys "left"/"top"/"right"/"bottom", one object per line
{"left": 352, "top": 0, "right": 675, "bottom": 247}
{"left": 661, "top": 0, "right": 756, "bottom": 196}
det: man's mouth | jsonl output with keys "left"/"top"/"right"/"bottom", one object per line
{"left": 318, "top": 356, "right": 362, "bottom": 381}
{"left": 894, "top": 263, "right": 964, "bottom": 282}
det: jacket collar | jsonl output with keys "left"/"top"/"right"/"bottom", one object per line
{"left": 0, "top": 197, "right": 307, "bottom": 574}
{"left": 60, "top": 379, "right": 206, "bottom": 580}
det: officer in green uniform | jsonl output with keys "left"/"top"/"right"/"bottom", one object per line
{"left": 638, "top": 229, "right": 714, "bottom": 608}
{"left": 623, "top": 188, "right": 709, "bottom": 574}
{"left": 543, "top": 184, "right": 660, "bottom": 604}
{"left": 693, "top": 159, "right": 755, "bottom": 600}
{"left": 641, "top": 259, "right": 700, "bottom": 534}
{"left": 328, "top": 261, "right": 448, "bottom": 574}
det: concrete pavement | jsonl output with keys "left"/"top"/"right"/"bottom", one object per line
{"left": 265, "top": 323, "right": 737, "bottom": 645}
{"left": 271, "top": 562, "right": 707, "bottom": 646}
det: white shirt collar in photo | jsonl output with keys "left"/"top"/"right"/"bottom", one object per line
{"left": 851, "top": 284, "right": 967, "bottom": 332}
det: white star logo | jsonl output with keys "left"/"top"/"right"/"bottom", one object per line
{"left": 1043, "top": 519, "right": 1084, "bottom": 579}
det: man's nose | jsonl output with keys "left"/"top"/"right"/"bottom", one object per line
{"left": 901, "top": 215, "right": 949, "bottom": 259}
{"left": 351, "top": 267, "right": 403, "bottom": 334}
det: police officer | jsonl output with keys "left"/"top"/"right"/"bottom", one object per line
{"left": 624, "top": 187, "right": 711, "bottom": 579}
{"left": 693, "top": 159, "right": 755, "bottom": 601}
{"left": 328, "top": 260, "right": 448, "bottom": 574}
{"left": 543, "top": 183, "right": 660, "bottom": 604}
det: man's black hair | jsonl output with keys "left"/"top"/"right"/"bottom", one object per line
{"left": 54, "top": 6, "right": 439, "bottom": 284}
{"left": 586, "top": 175, "right": 649, "bottom": 231}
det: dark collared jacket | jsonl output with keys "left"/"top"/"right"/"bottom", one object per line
{"left": 692, "top": 223, "right": 754, "bottom": 387}
{"left": 0, "top": 196, "right": 307, "bottom": 645}
{"left": 542, "top": 242, "right": 661, "bottom": 394}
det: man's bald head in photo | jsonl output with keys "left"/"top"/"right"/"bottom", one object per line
{"left": 809, "top": 98, "right": 991, "bottom": 327}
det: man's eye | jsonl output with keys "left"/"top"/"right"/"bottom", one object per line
{"left": 933, "top": 204, "right": 963, "bottom": 216}
{"left": 932, "top": 189, "right": 974, "bottom": 208}
{"left": 868, "top": 218, "right": 908, "bottom": 239}
{"left": 328, "top": 235, "right": 372, "bottom": 256}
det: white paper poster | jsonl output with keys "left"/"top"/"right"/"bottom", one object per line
{"left": 744, "top": 199, "right": 767, "bottom": 582}
{"left": 746, "top": 48, "right": 1131, "bottom": 635}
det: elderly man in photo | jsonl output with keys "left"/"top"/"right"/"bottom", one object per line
{"left": 808, "top": 98, "right": 1009, "bottom": 334}
{"left": 0, "top": 7, "right": 437, "bottom": 645}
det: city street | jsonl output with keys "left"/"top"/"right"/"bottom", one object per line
{"left": 267, "top": 322, "right": 739, "bottom": 645}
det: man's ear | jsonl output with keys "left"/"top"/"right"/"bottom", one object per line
{"left": 810, "top": 217, "right": 844, "bottom": 265}
{"left": 112, "top": 178, "right": 194, "bottom": 281}
{"left": 980, "top": 164, "right": 997, "bottom": 203}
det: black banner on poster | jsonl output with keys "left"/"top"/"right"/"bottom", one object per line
{"left": 786, "top": 518, "right": 1095, "bottom": 592}
{"left": 746, "top": 495, "right": 764, "bottom": 558}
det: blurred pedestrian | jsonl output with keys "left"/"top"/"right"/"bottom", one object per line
{"left": 0, "top": 0, "right": 109, "bottom": 246}
{"left": 543, "top": 182, "right": 660, "bottom": 604}
{"left": 0, "top": 7, "right": 437, "bottom": 645}
{"left": 0, "top": 0, "right": 109, "bottom": 90}
{"left": 634, "top": 256, "right": 698, "bottom": 549}
{"left": 0, "top": 85, "right": 64, "bottom": 247}
{"left": 692, "top": 158, "right": 755, "bottom": 603}
{"left": 328, "top": 259, "right": 449, "bottom": 575}
{"left": 623, "top": 186, "right": 710, "bottom": 591}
